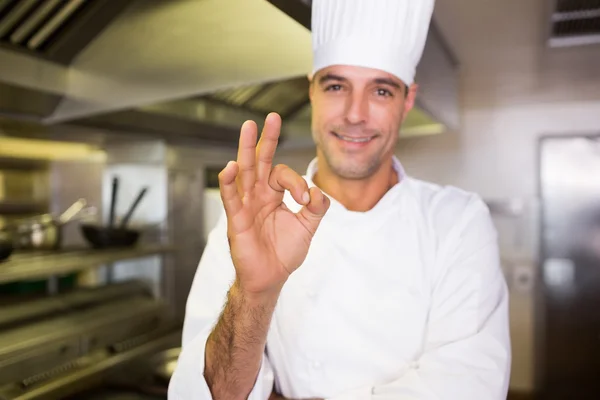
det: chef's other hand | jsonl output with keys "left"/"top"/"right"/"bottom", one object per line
{"left": 219, "top": 112, "right": 330, "bottom": 296}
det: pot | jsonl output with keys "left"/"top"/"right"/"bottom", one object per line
{"left": 0, "top": 230, "right": 13, "bottom": 263}
{"left": 9, "top": 199, "right": 94, "bottom": 250}
{"left": 13, "top": 213, "right": 61, "bottom": 250}
{"left": 150, "top": 347, "right": 181, "bottom": 383}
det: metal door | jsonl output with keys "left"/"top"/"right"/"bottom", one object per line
{"left": 539, "top": 135, "right": 600, "bottom": 399}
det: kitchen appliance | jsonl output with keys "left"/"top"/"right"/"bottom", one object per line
{"left": 81, "top": 177, "right": 148, "bottom": 249}
{"left": 0, "top": 280, "right": 181, "bottom": 400}
{"left": 537, "top": 135, "right": 600, "bottom": 399}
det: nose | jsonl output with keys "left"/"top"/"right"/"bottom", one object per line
{"left": 344, "top": 90, "right": 368, "bottom": 125}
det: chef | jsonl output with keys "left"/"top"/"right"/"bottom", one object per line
{"left": 169, "top": 0, "right": 511, "bottom": 399}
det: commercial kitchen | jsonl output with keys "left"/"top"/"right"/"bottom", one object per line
{"left": 0, "top": 0, "right": 599, "bottom": 399}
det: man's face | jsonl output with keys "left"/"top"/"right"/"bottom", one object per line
{"left": 309, "top": 65, "right": 417, "bottom": 180}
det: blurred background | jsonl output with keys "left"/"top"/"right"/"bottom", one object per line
{"left": 0, "top": 0, "right": 598, "bottom": 399}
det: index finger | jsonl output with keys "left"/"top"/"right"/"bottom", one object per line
{"left": 268, "top": 164, "right": 310, "bottom": 205}
{"left": 256, "top": 112, "right": 282, "bottom": 182}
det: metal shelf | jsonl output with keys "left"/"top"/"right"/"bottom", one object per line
{"left": 0, "top": 244, "right": 174, "bottom": 284}
{"left": 0, "top": 157, "right": 49, "bottom": 171}
{"left": 0, "top": 200, "right": 47, "bottom": 215}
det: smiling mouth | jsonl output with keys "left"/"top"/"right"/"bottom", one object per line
{"left": 331, "top": 132, "right": 376, "bottom": 143}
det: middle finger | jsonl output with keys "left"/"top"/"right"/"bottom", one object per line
{"left": 236, "top": 120, "right": 258, "bottom": 194}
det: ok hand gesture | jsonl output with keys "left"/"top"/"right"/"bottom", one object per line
{"left": 218, "top": 113, "right": 330, "bottom": 296}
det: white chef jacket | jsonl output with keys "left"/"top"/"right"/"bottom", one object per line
{"left": 169, "top": 156, "right": 511, "bottom": 400}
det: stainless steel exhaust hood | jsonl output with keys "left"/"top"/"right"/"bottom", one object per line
{"left": 0, "top": 0, "right": 460, "bottom": 147}
{"left": 108, "top": 0, "right": 462, "bottom": 147}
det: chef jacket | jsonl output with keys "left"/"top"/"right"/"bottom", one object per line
{"left": 168, "top": 156, "right": 511, "bottom": 400}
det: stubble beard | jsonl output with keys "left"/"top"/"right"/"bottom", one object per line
{"left": 312, "top": 129, "right": 390, "bottom": 180}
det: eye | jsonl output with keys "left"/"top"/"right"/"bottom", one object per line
{"left": 325, "top": 84, "right": 343, "bottom": 92}
{"left": 376, "top": 88, "right": 393, "bottom": 97}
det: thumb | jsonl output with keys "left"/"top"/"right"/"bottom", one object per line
{"left": 297, "top": 186, "right": 330, "bottom": 234}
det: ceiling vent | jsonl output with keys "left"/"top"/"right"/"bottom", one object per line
{"left": 205, "top": 78, "right": 311, "bottom": 120}
{"left": 548, "top": 0, "right": 600, "bottom": 47}
{"left": 0, "top": 0, "right": 134, "bottom": 65}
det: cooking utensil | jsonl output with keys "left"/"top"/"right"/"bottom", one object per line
{"left": 13, "top": 213, "right": 59, "bottom": 250}
{"left": 109, "top": 176, "right": 118, "bottom": 228}
{"left": 80, "top": 182, "right": 148, "bottom": 249}
{"left": 9, "top": 199, "right": 91, "bottom": 250}
{"left": 120, "top": 187, "right": 148, "bottom": 229}
{"left": 80, "top": 223, "right": 140, "bottom": 249}
{"left": 58, "top": 199, "right": 88, "bottom": 225}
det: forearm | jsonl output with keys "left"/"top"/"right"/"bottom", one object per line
{"left": 205, "top": 279, "right": 279, "bottom": 400}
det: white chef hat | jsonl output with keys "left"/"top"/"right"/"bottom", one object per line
{"left": 311, "top": 0, "right": 436, "bottom": 86}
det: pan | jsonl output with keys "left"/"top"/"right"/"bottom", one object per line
{"left": 8, "top": 199, "right": 93, "bottom": 250}
{"left": 80, "top": 177, "right": 149, "bottom": 249}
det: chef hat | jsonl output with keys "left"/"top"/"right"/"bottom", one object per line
{"left": 311, "top": 0, "right": 436, "bottom": 86}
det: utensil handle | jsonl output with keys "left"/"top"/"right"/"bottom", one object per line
{"left": 109, "top": 177, "right": 119, "bottom": 228}
{"left": 58, "top": 198, "right": 87, "bottom": 224}
{"left": 120, "top": 187, "right": 148, "bottom": 228}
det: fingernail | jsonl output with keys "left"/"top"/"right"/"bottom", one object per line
{"left": 303, "top": 192, "right": 310, "bottom": 204}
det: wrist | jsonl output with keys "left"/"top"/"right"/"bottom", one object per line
{"left": 232, "top": 278, "right": 283, "bottom": 305}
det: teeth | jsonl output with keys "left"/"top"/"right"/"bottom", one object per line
{"left": 334, "top": 133, "right": 373, "bottom": 143}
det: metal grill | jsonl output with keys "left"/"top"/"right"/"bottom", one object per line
{"left": 556, "top": 0, "right": 600, "bottom": 12}
{"left": 0, "top": 0, "right": 87, "bottom": 52}
{"left": 0, "top": 0, "right": 134, "bottom": 64}
{"left": 549, "top": 0, "right": 600, "bottom": 46}
{"left": 205, "top": 77, "right": 311, "bottom": 120}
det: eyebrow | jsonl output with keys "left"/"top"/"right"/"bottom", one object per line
{"left": 318, "top": 73, "right": 347, "bottom": 85}
{"left": 318, "top": 73, "right": 402, "bottom": 90}
{"left": 373, "top": 77, "right": 402, "bottom": 90}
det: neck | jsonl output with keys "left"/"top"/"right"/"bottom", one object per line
{"left": 313, "top": 156, "right": 399, "bottom": 212}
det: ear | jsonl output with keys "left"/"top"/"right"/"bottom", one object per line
{"left": 401, "top": 83, "right": 419, "bottom": 122}
{"left": 308, "top": 72, "right": 315, "bottom": 102}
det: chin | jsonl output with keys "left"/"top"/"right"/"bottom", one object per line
{"left": 326, "top": 156, "right": 381, "bottom": 180}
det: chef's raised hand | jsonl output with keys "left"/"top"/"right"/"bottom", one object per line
{"left": 218, "top": 112, "right": 330, "bottom": 296}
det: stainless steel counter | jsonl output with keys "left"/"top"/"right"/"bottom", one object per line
{"left": 0, "top": 280, "right": 181, "bottom": 400}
